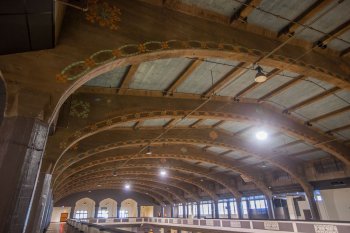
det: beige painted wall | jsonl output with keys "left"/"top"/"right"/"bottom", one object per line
{"left": 99, "top": 198, "right": 118, "bottom": 217}
{"left": 121, "top": 198, "right": 138, "bottom": 217}
{"left": 75, "top": 197, "right": 96, "bottom": 218}
{"left": 50, "top": 207, "right": 71, "bottom": 222}
{"left": 140, "top": 206, "right": 154, "bottom": 217}
{"left": 318, "top": 188, "right": 350, "bottom": 221}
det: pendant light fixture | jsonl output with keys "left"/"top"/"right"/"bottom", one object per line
{"left": 254, "top": 66, "right": 267, "bottom": 83}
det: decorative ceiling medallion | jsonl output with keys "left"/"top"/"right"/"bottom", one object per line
{"left": 70, "top": 99, "right": 91, "bottom": 119}
{"left": 85, "top": 0, "right": 121, "bottom": 30}
{"left": 209, "top": 130, "right": 218, "bottom": 140}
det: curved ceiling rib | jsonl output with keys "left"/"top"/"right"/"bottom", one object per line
{"left": 55, "top": 159, "right": 242, "bottom": 199}
{"left": 54, "top": 145, "right": 272, "bottom": 197}
{"left": 56, "top": 185, "right": 167, "bottom": 206}
{"left": 59, "top": 177, "right": 185, "bottom": 204}
{"left": 53, "top": 103, "right": 350, "bottom": 171}
{"left": 59, "top": 167, "right": 219, "bottom": 201}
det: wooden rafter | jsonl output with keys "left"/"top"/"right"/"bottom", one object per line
{"left": 190, "top": 119, "right": 203, "bottom": 128}
{"left": 165, "top": 59, "right": 202, "bottom": 95}
{"left": 317, "top": 19, "right": 350, "bottom": 46}
{"left": 340, "top": 46, "right": 350, "bottom": 57}
{"left": 133, "top": 120, "right": 143, "bottom": 130}
{"left": 258, "top": 75, "right": 304, "bottom": 102}
{"left": 118, "top": 64, "right": 140, "bottom": 94}
{"left": 287, "top": 148, "right": 320, "bottom": 157}
{"left": 327, "top": 124, "right": 350, "bottom": 134}
{"left": 212, "top": 120, "right": 225, "bottom": 128}
{"left": 274, "top": 140, "right": 303, "bottom": 150}
{"left": 278, "top": 0, "right": 334, "bottom": 37}
{"left": 285, "top": 87, "right": 340, "bottom": 112}
{"left": 308, "top": 105, "right": 350, "bottom": 123}
{"left": 230, "top": 0, "right": 262, "bottom": 24}
{"left": 163, "top": 118, "right": 178, "bottom": 129}
{"left": 235, "top": 68, "right": 281, "bottom": 98}
{"left": 202, "top": 62, "right": 248, "bottom": 98}
{"left": 218, "top": 150, "right": 232, "bottom": 156}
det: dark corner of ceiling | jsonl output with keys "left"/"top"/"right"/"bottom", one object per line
{"left": 0, "top": 0, "right": 55, "bottom": 55}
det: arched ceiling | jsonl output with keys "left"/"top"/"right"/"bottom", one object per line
{"left": 1, "top": 0, "right": 350, "bottom": 205}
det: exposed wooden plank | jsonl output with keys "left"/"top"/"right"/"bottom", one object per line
{"left": 230, "top": 0, "right": 262, "bottom": 24}
{"left": 235, "top": 68, "right": 281, "bottom": 98}
{"left": 274, "top": 140, "right": 303, "bottom": 150}
{"left": 327, "top": 124, "right": 350, "bottom": 133}
{"left": 317, "top": 19, "right": 350, "bottom": 46}
{"left": 163, "top": 118, "right": 179, "bottom": 129}
{"left": 309, "top": 105, "right": 350, "bottom": 123}
{"left": 133, "top": 120, "right": 143, "bottom": 130}
{"left": 202, "top": 62, "right": 248, "bottom": 98}
{"left": 285, "top": 87, "right": 340, "bottom": 112}
{"left": 190, "top": 119, "right": 204, "bottom": 128}
{"left": 258, "top": 75, "right": 305, "bottom": 102}
{"left": 278, "top": 0, "right": 334, "bottom": 37}
{"left": 287, "top": 148, "right": 320, "bottom": 157}
{"left": 165, "top": 59, "right": 203, "bottom": 95}
{"left": 118, "top": 64, "right": 140, "bottom": 95}
{"left": 340, "top": 46, "right": 350, "bottom": 57}
{"left": 212, "top": 120, "right": 225, "bottom": 128}
{"left": 218, "top": 150, "right": 233, "bottom": 156}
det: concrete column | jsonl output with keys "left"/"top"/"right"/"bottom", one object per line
{"left": 171, "top": 205, "right": 174, "bottom": 218}
{"left": 70, "top": 206, "right": 75, "bottom": 219}
{"left": 266, "top": 197, "right": 275, "bottom": 219}
{"left": 196, "top": 202, "right": 200, "bottom": 219}
{"left": 137, "top": 205, "right": 141, "bottom": 218}
{"left": 182, "top": 203, "right": 186, "bottom": 218}
{"left": 236, "top": 199, "right": 243, "bottom": 219}
{"left": 214, "top": 201, "right": 219, "bottom": 219}
{"left": 117, "top": 204, "right": 121, "bottom": 218}
{"left": 186, "top": 204, "right": 189, "bottom": 218}
{"left": 0, "top": 117, "right": 48, "bottom": 233}
{"left": 246, "top": 200, "right": 252, "bottom": 219}
{"left": 306, "top": 192, "right": 320, "bottom": 220}
{"left": 227, "top": 200, "right": 232, "bottom": 219}
{"left": 95, "top": 205, "right": 99, "bottom": 218}
{"left": 26, "top": 165, "right": 53, "bottom": 233}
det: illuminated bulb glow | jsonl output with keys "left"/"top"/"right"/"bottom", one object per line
{"left": 160, "top": 169, "right": 167, "bottom": 176}
{"left": 255, "top": 131, "right": 268, "bottom": 140}
{"left": 125, "top": 184, "right": 130, "bottom": 189}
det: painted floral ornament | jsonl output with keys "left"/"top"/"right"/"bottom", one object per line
{"left": 86, "top": 0, "right": 121, "bottom": 30}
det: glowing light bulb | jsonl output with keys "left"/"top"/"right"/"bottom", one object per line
{"left": 160, "top": 169, "right": 167, "bottom": 177}
{"left": 125, "top": 184, "right": 130, "bottom": 190}
{"left": 255, "top": 131, "right": 268, "bottom": 140}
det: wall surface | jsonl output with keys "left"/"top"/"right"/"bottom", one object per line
{"left": 51, "top": 207, "right": 71, "bottom": 222}
{"left": 319, "top": 188, "right": 350, "bottom": 221}
{"left": 140, "top": 206, "right": 154, "bottom": 217}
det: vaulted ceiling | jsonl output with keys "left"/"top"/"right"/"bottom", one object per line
{"left": 1, "top": 0, "right": 350, "bottom": 206}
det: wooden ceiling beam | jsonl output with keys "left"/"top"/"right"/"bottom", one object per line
{"left": 163, "top": 118, "right": 179, "bottom": 129}
{"left": 230, "top": 0, "right": 262, "bottom": 24}
{"left": 165, "top": 59, "right": 202, "bottom": 95}
{"left": 317, "top": 19, "right": 350, "bottom": 46}
{"left": 274, "top": 140, "right": 303, "bottom": 150}
{"left": 308, "top": 105, "right": 350, "bottom": 123}
{"left": 118, "top": 64, "right": 140, "bottom": 95}
{"left": 202, "top": 62, "right": 248, "bottom": 98}
{"left": 212, "top": 120, "right": 226, "bottom": 128}
{"left": 285, "top": 87, "right": 340, "bottom": 112}
{"left": 235, "top": 68, "right": 281, "bottom": 98}
{"left": 133, "top": 120, "right": 143, "bottom": 130}
{"left": 278, "top": 0, "right": 334, "bottom": 37}
{"left": 326, "top": 124, "right": 350, "bottom": 134}
{"left": 287, "top": 148, "right": 321, "bottom": 157}
{"left": 258, "top": 75, "right": 305, "bottom": 102}
{"left": 190, "top": 119, "right": 204, "bottom": 128}
{"left": 340, "top": 46, "right": 350, "bottom": 57}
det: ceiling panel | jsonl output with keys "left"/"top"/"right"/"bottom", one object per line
{"left": 218, "top": 121, "right": 252, "bottom": 134}
{"left": 141, "top": 118, "right": 171, "bottom": 127}
{"left": 243, "top": 70, "right": 299, "bottom": 99}
{"left": 248, "top": 0, "right": 316, "bottom": 32}
{"left": 295, "top": 1, "right": 350, "bottom": 42}
{"left": 218, "top": 65, "right": 274, "bottom": 97}
{"left": 177, "top": 58, "right": 239, "bottom": 94}
{"left": 84, "top": 66, "right": 129, "bottom": 87}
{"left": 130, "top": 58, "right": 191, "bottom": 91}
